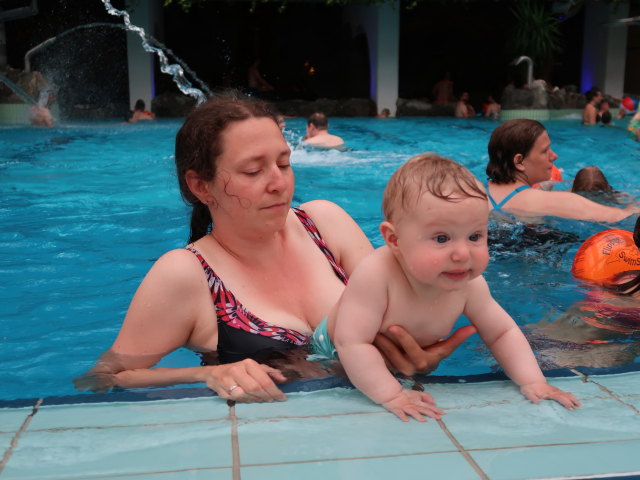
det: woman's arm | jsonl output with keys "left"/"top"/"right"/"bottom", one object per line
{"left": 521, "top": 189, "right": 639, "bottom": 223}
{"left": 75, "top": 249, "right": 287, "bottom": 401}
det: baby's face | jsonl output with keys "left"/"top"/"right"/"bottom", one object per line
{"left": 392, "top": 192, "right": 490, "bottom": 291}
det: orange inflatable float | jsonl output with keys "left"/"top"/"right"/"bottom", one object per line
{"left": 571, "top": 229, "right": 640, "bottom": 284}
{"left": 549, "top": 164, "right": 563, "bottom": 182}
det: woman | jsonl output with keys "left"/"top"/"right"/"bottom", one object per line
{"left": 486, "top": 119, "right": 639, "bottom": 223}
{"left": 76, "top": 93, "right": 470, "bottom": 402}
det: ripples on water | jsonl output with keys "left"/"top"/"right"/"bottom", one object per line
{"left": 1, "top": 117, "right": 639, "bottom": 400}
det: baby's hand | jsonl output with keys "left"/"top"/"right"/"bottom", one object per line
{"left": 381, "top": 388, "right": 444, "bottom": 422}
{"left": 520, "top": 383, "right": 581, "bottom": 410}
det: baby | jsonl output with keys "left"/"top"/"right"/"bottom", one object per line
{"left": 313, "top": 153, "right": 581, "bottom": 421}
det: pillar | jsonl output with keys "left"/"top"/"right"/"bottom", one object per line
{"left": 581, "top": 0, "right": 629, "bottom": 97}
{"left": 126, "top": 0, "right": 162, "bottom": 110}
{"left": 344, "top": 2, "right": 400, "bottom": 116}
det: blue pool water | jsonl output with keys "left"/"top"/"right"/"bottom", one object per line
{"left": 1, "top": 116, "right": 639, "bottom": 402}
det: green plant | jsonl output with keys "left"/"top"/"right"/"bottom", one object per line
{"left": 509, "top": 0, "right": 563, "bottom": 65}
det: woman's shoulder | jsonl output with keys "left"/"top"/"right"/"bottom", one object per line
{"left": 297, "top": 200, "right": 350, "bottom": 222}
{"left": 148, "top": 248, "right": 205, "bottom": 283}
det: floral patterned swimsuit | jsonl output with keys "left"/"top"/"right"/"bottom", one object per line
{"left": 187, "top": 207, "right": 348, "bottom": 364}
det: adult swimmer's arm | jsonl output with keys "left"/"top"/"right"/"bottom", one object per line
{"left": 523, "top": 189, "right": 640, "bottom": 223}
{"left": 373, "top": 325, "right": 477, "bottom": 376}
{"left": 74, "top": 249, "right": 287, "bottom": 403}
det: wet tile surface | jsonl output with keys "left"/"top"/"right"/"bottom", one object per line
{"left": 1, "top": 372, "right": 639, "bottom": 479}
{"left": 0, "top": 407, "right": 33, "bottom": 434}
{"left": 4, "top": 420, "right": 233, "bottom": 479}
{"left": 240, "top": 453, "right": 483, "bottom": 480}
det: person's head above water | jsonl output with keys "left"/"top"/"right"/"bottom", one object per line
{"left": 134, "top": 99, "right": 146, "bottom": 111}
{"left": 571, "top": 166, "right": 612, "bottom": 193}
{"left": 486, "top": 119, "right": 557, "bottom": 185}
{"left": 175, "top": 91, "right": 281, "bottom": 243}
{"left": 307, "top": 112, "right": 329, "bottom": 130}
{"left": 383, "top": 153, "right": 487, "bottom": 224}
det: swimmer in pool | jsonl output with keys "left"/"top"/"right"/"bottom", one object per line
{"left": 486, "top": 119, "right": 640, "bottom": 222}
{"left": 303, "top": 112, "right": 345, "bottom": 149}
{"left": 314, "top": 154, "right": 581, "bottom": 422}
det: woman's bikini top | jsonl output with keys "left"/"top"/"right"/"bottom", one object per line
{"left": 187, "top": 206, "right": 349, "bottom": 364}
{"left": 487, "top": 184, "right": 531, "bottom": 215}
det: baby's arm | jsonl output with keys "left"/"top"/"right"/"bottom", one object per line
{"left": 333, "top": 254, "right": 443, "bottom": 421}
{"left": 465, "top": 277, "right": 581, "bottom": 410}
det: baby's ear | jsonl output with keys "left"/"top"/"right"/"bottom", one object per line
{"left": 380, "top": 221, "right": 399, "bottom": 250}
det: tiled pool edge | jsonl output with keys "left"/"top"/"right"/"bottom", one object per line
{"left": 3, "top": 362, "right": 640, "bottom": 409}
{"left": 1, "top": 369, "right": 639, "bottom": 480}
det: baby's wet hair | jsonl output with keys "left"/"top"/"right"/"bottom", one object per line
{"left": 382, "top": 153, "right": 486, "bottom": 222}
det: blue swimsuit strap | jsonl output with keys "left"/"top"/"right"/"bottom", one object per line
{"left": 488, "top": 184, "right": 531, "bottom": 212}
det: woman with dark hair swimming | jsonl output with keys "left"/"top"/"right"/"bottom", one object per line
{"left": 485, "top": 119, "right": 639, "bottom": 223}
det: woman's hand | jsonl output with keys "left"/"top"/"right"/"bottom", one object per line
{"left": 373, "top": 325, "right": 477, "bottom": 376}
{"left": 203, "top": 359, "right": 288, "bottom": 403}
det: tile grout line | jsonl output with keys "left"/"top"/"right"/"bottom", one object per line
{"left": 437, "top": 419, "right": 490, "bottom": 480}
{"left": 0, "top": 398, "right": 42, "bottom": 474}
{"left": 575, "top": 369, "right": 640, "bottom": 415}
{"left": 229, "top": 401, "right": 241, "bottom": 480}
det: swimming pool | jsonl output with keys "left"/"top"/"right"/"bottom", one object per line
{"left": 1, "top": 116, "right": 639, "bottom": 402}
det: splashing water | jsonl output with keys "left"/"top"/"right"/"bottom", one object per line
{"left": 100, "top": 0, "right": 208, "bottom": 106}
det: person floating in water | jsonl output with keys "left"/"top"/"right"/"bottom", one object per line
{"left": 571, "top": 166, "right": 612, "bottom": 193}
{"left": 303, "top": 112, "right": 345, "bottom": 149}
{"left": 128, "top": 99, "right": 156, "bottom": 123}
{"left": 312, "top": 154, "right": 581, "bottom": 421}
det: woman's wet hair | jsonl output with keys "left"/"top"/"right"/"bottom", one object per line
{"left": 486, "top": 119, "right": 547, "bottom": 184}
{"left": 383, "top": 153, "right": 486, "bottom": 223}
{"left": 175, "top": 91, "right": 278, "bottom": 243}
{"left": 571, "top": 166, "right": 612, "bottom": 192}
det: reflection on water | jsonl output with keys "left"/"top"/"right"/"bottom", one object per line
{"left": 3, "top": 118, "right": 640, "bottom": 401}
{"left": 524, "top": 288, "right": 640, "bottom": 370}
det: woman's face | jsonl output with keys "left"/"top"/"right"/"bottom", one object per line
{"left": 210, "top": 117, "right": 294, "bottom": 232}
{"left": 520, "top": 131, "right": 558, "bottom": 185}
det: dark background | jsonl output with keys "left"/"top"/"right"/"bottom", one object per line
{"left": 3, "top": 0, "right": 635, "bottom": 115}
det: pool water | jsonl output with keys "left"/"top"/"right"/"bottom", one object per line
{"left": 1, "top": 116, "right": 639, "bottom": 402}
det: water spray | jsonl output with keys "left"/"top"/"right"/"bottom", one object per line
{"left": 100, "top": 0, "right": 208, "bottom": 106}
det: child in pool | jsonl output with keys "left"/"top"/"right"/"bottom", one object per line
{"left": 314, "top": 153, "right": 581, "bottom": 421}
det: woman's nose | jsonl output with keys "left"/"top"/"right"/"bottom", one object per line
{"left": 266, "top": 165, "right": 286, "bottom": 191}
